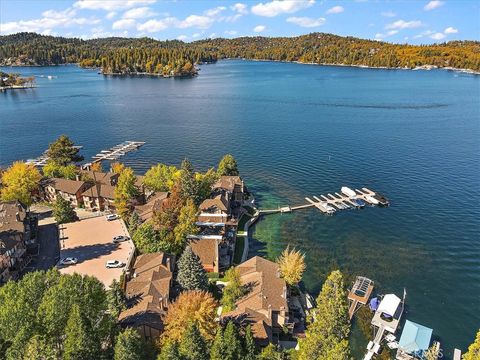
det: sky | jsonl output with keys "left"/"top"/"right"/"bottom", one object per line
{"left": 0, "top": 0, "right": 479, "bottom": 44}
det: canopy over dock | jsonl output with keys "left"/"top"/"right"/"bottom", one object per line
{"left": 397, "top": 320, "right": 433, "bottom": 358}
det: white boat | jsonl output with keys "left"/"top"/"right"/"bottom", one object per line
{"left": 341, "top": 186, "right": 357, "bottom": 197}
{"left": 365, "top": 195, "right": 379, "bottom": 205}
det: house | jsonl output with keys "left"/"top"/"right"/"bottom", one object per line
{"left": 212, "top": 176, "right": 246, "bottom": 202}
{"left": 223, "top": 256, "right": 292, "bottom": 345}
{"left": 82, "top": 182, "right": 116, "bottom": 211}
{"left": 134, "top": 192, "right": 169, "bottom": 223}
{"left": 0, "top": 201, "right": 37, "bottom": 283}
{"left": 41, "top": 178, "right": 91, "bottom": 207}
{"left": 197, "top": 194, "right": 230, "bottom": 223}
{"left": 119, "top": 252, "right": 175, "bottom": 341}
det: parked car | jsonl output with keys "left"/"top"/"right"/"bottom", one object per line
{"left": 59, "top": 257, "right": 78, "bottom": 265}
{"left": 106, "top": 260, "right": 125, "bottom": 268}
{"left": 106, "top": 214, "right": 119, "bottom": 221}
{"left": 113, "top": 235, "right": 129, "bottom": 243}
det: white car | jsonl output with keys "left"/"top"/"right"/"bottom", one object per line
{"left": 60, "top": 257, "right": 78, "bottom": 265}
{"left": 106, "top": 214, "right": 119, "bottom": 221}
{"left": 113, "top": 235, "right": 129, "bottom": 243}
{"left": 106, "top": 260, "right": 125, "bottom": 268}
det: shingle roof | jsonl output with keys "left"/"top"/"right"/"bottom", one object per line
{"left": 118, "top": 252, "right": 174, "bottom": 330}
{"left": 134, "top": 192, "right": 169, "bottom": 222}
{"left": 42, "top": 178, "right": 88, "bottom": 195}
{"left": 190, "top": 238, "right": 218, "bottom": 266}
{"left": 212, "top": 176, "right": 243, "bottom": 192}
{"left": 80, "top": 171, "right": 118, "bottom": 186}
{"left": 0, "top": 201, "right": 26, "bottom": 254}
{"left": 82, "top": 183, "right": 115, "bottom": 199}
{"left": 199, "top": 195, "right": 229, "bottom": 213}
{"left": 236, "top": 256, "right": 288, "bottom": 311}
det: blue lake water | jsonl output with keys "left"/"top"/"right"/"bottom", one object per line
{"left": 1, "top": 61, "right": 479, "bottom": 357}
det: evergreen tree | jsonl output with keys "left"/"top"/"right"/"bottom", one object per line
{"left": 210, "top": 327, "right": 226, "bottom": 360}
{"left": 243, "top": 325, "right": 256, "bottom": 360}
{"left": 157, "top": 341, "right": 181, "bottom": 360}
{"left": 114, "top": 328, "right": 145, "bottom": 360}
{"left": 298, "top": 270, "right": 351, "bottom": 360}
{"left": 217, "top": 154, "right": 239, "bottom": 176}
{"left": 176, "top": 245, "right": 208, "bottom": 291}
{"left": 43, "top": 161, "right": 78, "bottom": 180}
{"left": 52, "top": 196, "right": 76, "bottom": 224}
{"left": 258, "top": 344, "right": 283, "bottom": 360}
{"left": 180, "top": 159, "right": 199, "bottom": 204}
{"left": 223, "top": 321, "right": 243, "bottom": 360}
{"left": 63, "top": 303, "right": 99, "bottom": 360}
{"left": 107, "top": 279, "right": 126, "bottom": 318}
{"left": 127, "top": 211, "right": 141, "bottom": 233}
{"left": 46, "top": 135, "right": 83, "bottom": 166}
{"left": 178, "top": 322, "right": 209, "bottom": 360}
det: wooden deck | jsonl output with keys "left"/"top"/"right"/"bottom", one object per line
{"left": 348, "top": 276, "right": 374, "bottom": 320}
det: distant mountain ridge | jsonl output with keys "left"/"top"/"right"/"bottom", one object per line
{"left": 1, "top": 32, "right": 479, "bottom": 74}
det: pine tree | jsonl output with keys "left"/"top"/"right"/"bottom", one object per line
{"left": 46, "top": 135, "right": 84, "bottom": 166}
{"left": 243, "top": 325, "right": 256, "bottom": 360}
{"left": 223, "top": 321, "right": 243, "bottom": 360}
{"left": 107, "top": 279, "right": 126, "bottom": 318}
{"left": 217, "top": 154, "right": 239, "bottom": 176}
{"left": 180, "top": 159, "right": 199, "bottom": 204}
{"left": 178, "top": 322, "right": 209, "bottom": 360}
{"left": 114, "top": 328, "right": 145, "bottom": 360}
{"left": 176, "top": 245, "right": 208, "bottom": 291}
{"left": 210, "top": 327, "right": 226, "bottom": 360}
{"left": 52, "top": 196, "right": 76, "bottom": 224}
{"left": 63, "top": 303, "right": 99, "bottom": 360}
{"left": 298, "top": 270, "right": 351, "bottom": 360}
{"left": 158, "top": 341, "right": 181, "bottom": 360}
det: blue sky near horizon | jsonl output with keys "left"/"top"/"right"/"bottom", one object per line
{"left": 0, "top": 0, "right": 478, "bottom": 44}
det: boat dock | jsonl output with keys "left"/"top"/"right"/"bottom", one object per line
{"left": 90, "top": 141, "right": 145, "bottom": 163}
{"left": 258, "top": 187, "right": 389, "bottom": 216}
{"left": 348, "top": 276, "right": 374, "bottom": 320}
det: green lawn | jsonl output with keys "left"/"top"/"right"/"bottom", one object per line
{"left": 233, "top": 236, "right": 245, "bottom": 265}
{"left": 237, "top": 213, "right": 252, "bottom": 230}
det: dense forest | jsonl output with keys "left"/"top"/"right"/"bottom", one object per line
{"left": 1, "top": 32, "right": 479, "bottom": 76}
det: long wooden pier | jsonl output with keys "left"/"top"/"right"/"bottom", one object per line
{"left": 26, "top": 146, "right": 83, "bottom": 167}
{"left": 258, "top": 187, "right": 388, "bottom": 216}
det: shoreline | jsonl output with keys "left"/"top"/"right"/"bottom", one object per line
{"left": 3, "top": 59, "right": 479, "bottom": 75}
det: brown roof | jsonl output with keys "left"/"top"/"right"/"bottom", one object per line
{"left": 234, "top": 256, "right": 288, "bottom": 312}
{"left": 82, "top": 183, "right": 115, "bottom": 199}
{"left": 0, "top": 201, "right": 27, "bottom": 254}
{"left": 134, "top": 192, "right": 169, "bottom": 222}
{"left": 199, "top": 194, "right": 229, "bottom": 213}
{"left": 42, "top": 178, "right": 88, "bottom": 195}
{"left": 213, "top": 176, "right": 243, "bottom": 192}
{"left": 119, "top": 252, "right": 175, "bottom": 329}
{"left": 80, "top": 170, "right": 118, "bottom": 186}
{"left": 190, "top": 238, "right": 218, "bottom": 267}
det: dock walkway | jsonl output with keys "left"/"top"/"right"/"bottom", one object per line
{"left": 257, "top": 187, "right": 386, "bottom": 216}
{"left": 89, "top": 141, "right": 145, "bottom": 164}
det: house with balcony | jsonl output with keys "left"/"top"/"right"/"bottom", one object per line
{"left": 41, "top": 178, "right": 91, "bottom": 207}
{"left": 222, "top": 256, "right": 293, "bottom": 346}
{"left": 0, "top": 201, "right": 37, "bottom": 283}
{"left": 118, "top": 252, "right": 175, "bottom": 341}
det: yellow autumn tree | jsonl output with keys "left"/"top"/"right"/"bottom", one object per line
{"left": 463, "top": 329, "right": 480, "bottom": 360}
{"left": 160, "top": 290, "right": 218, "bottom": 345}
{"left": 1, "top": 161, "right": 41, "bottom": 206}
{"left": 277, "top": 246, "right": 306, "bottom": 286}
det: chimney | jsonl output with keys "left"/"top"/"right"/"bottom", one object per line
{"left": 268, "top": 304, "right": 272, "bottom": 319}
{"left": 75, "top": 173, "right": 81, "bottom": 181}
{"left": 15, "top": 212, "right": 20, "bottom": 222}
{"left": 166, "top": 257, "right": 171, "bottom": 271}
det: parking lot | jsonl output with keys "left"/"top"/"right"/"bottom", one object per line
{"left": 58, "top": 215, "right": 134, "bottom": 288}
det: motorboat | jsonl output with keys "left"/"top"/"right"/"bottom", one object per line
{"left": 341, "top": 186, "right": 357, "bottom": 197}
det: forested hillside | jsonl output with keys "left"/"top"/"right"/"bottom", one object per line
{"left": 1, "top": 32, "right": 479, "bottom": 75}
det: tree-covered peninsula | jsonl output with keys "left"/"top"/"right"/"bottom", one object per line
{"left": 1, "top": 32, "right": 479, "bottom": 76}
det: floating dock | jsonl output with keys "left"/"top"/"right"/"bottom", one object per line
{"left": 90, "top": 141, "right": 145, "bottom": 163}
{"left": 258, "top": 187, "right": 389, "bottom": 216}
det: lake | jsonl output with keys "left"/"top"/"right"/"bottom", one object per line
{"left": 1, "top": 61, "right": 479, "bottom": 357}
